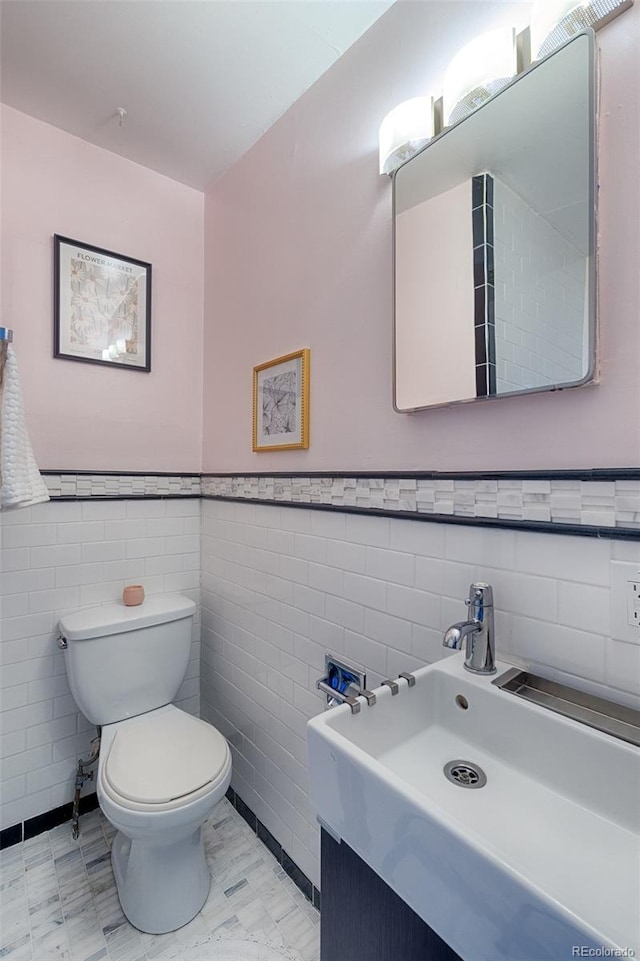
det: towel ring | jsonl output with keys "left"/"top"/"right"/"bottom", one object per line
{"left": 0, "top": 328, "right": 12, "bottom": 389}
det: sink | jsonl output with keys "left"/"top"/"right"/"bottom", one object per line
{"left": 307, "top": 655, "right": 640, "bottom": 961}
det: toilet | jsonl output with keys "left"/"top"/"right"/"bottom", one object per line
{"left": 58, "top": 594, "right": 231, "bottom": 934}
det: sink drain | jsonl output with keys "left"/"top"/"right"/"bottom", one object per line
{"left": 444, "top": 759, "right": 487, "bottom": 789}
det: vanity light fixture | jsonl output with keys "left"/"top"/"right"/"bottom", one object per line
{"left": 442, "top": 27, "right": 517, "bottom": 127}
{"left": 377, "top": 29, "right": 518, "bottom": 176}
{"left": 378, "top": 0, "right": 632, "bottom": 177}
{"left": 530, "top": 0, "right": 633, "bottom": 60}
{"left": 379, "top": 96, "right": 434, "bottom": 175}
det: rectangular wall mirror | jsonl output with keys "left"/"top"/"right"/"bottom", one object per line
{"left": 393, "top": 31, "right": 596, "bottom": 412}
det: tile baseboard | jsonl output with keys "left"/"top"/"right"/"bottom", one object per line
{"left": 225, "top": 785, "right": 321, "bottom": 911}
{"left": 0, "top": 792, "right": 100, "bottom": 850}
{"left": 1, "top": 786, "right": 322, "bottom": 916}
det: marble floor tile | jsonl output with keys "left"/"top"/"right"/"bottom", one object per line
{"left": 0, "top": 932, "right": 33, "bottom": 960}
{"left": 0, "top": 800, "right": 319, "bottom": 961}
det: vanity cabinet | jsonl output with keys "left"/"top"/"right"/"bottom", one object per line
{"left": 320, "top": 829, "right": 462, "bottom": 961}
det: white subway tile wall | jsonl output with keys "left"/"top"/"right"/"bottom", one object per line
{"left": 493, "top": 177, "right": 587, "bottom": 392}
{"left": 2, "top": 488, "right": 639, "bottom": 894}
{"left": 0, "top": 499, "right": 201, "bottom": 832}
{"left": 200, "top": 499, "right": 640, "bottom": 889}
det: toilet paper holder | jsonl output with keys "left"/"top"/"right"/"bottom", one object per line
{"left": 317, "top": 654, "right": 376, "bottom": 714}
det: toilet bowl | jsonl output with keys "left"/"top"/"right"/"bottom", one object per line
{"left": 58, "top": 595, "right": 233, "bottom": 934}
{"left": 97, "top": 704, "right": 231, "bottom": 933}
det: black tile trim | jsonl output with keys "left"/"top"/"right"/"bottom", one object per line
{"left": 41, "top": 470, "right": 200, "bottom": 477}
{"left": 473, "top": 246, "right": 485, "bottom": 288}
{"left": 234, "top": 795, "right": 257, "bottom": 833}
{"left": 43, "top": 468, "right": 640, "bottom": 481}
{"left": 202, "top": 495, "right": 640, "bottom": 541}
{"left": 485, "top": 244, "right": 494, "bottom": 286}
{"left": 1, "top": 793, "right": 99, "bottom": 849}
{"left": 202, "top": 469, "right": 640, "bottom": 480}
{"left": 487, "top": 323, "right": 496, "bottom": 360}
{"left": 257, "top": 820, "right": 283, "bottom": 863}
{"left": 50, "top": 495, "right": 201, "bottom": 502}
{"left": 488, "top": 362, "right": 497, "bottom": 395}
{"left": 486, "top": 175, "right": 494, "bottom": 206}
{"left": 475, "top": 364, "right": 488, "bottom": 398}
{"left": 225, "top": 786, "right": 320, "bottom": 910}
{"left": 472, "top": 206, "right": 485, "bottom": 243}
{"left": 0, "top": 823, "right": 22, "bottom": 850}
{"left": 474, "top": 324, "right": 488, "bottom": 365}
{"left": 282, "top": 851, "right": 313, "bottom": 902}
{"left": 472, "top": 176, "right": 485, "bottom": 209}
{"left": 472, "top": 174, "right": 496, "bottom": 397}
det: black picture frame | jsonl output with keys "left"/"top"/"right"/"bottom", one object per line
{"left": 53, "top": 234, "right": 152, "bottom": 372}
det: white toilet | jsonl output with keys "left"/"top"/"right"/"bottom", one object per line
{"left": 58, "top": 594, "right": 232, "bottom": 934}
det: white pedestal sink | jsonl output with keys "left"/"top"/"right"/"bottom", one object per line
{"left": 307, "top": 656, "right": 640, "bottom": 961}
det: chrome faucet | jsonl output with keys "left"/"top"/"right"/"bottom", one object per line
{"left": 443, "top": 583, "right": 496, "bottom": 675}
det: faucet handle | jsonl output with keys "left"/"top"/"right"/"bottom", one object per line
{"left": 444, "top": 583, "right": 496, "bottom": 674}
{"left": 466, "top": 582, "right": 493, "bottom": 605}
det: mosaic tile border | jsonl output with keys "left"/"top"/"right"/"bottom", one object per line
{"left": 41, "top": 471, "right": 201, "bottom": 499}
{"left": 200, "top": 473, "right": 640, "bottom": 536}
{"left": 37, "top": 469, "right": 640, "bottom": 537}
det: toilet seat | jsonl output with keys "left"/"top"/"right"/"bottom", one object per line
{"left": 101, "top": 707, "right": 231, "bottom": 813}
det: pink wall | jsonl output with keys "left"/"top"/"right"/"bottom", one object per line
{"left": 202, "top": 1, "right": 640, "bottom": 472}
{"left": 1, "top": 106, "right": 204, "bottom": 471}
{"left": 395, "top": 183, "right": 475, "bottom": 409}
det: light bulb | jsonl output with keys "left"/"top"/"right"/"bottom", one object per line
{"left": 443, "top": 28, "right": 517, "bottom": 126}
{"left": 379, "top": 97, "right": 434, "bottom": 176}
{"left": 530, "top": 0, "right": 632, "bottom": 60}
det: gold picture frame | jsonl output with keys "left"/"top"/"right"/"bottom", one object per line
{"left": 253, "top": 349, "right": 310, "bottom": 452}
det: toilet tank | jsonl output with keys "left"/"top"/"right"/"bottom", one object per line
{"left": 58, "top": 594, "right": 196, "bottom": 725}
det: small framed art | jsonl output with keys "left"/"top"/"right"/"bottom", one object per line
{"left": 54, "top": 235, "right": 152, "bottom": 371}
{"left": 253, "top": 349, "right": 310, "bottom": 452}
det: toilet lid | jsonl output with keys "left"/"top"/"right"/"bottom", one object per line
{"left": 104, "top": 710, "right": 229, "bottom": 804}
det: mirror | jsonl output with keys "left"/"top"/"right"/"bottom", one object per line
{"left": 393, "top": 32, "right": 595, "bottom": 412}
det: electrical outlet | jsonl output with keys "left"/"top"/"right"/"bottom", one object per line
{"left": 611, "top": 561, "right": 640, "bottom": 644}
{"left": 627, "top": 578, "right": 640, "bottom": 627}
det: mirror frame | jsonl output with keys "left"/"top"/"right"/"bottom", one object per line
{"left": 392, "top": 30, "right": 597, "bottom": 414}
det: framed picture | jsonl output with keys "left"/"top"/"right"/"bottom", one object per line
{"left": 54, "top": 235, "right": 152, "bottom": 371}
{"left": 253, "top": 349, "right": 310, "bottom": 452}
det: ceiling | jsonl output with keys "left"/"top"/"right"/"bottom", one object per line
{"left": 0, "top": 0, "right": 394, "bottom": 191}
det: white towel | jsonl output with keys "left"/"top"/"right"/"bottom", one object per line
{"left": 0, "top": 344, "right": 50, "bottom": 510}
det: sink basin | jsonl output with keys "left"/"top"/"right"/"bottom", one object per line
{"left": 307, "top": 655, "right": 640, "bottom": 961}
